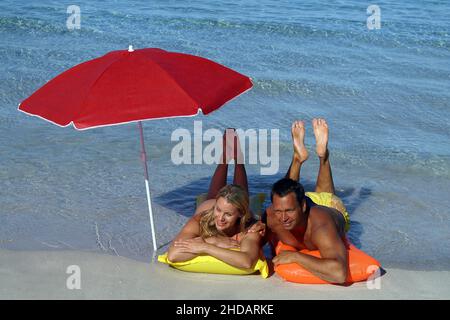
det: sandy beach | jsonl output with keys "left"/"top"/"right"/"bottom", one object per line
{"left": 1, "top": 249, "right": 448, "bottom": 300}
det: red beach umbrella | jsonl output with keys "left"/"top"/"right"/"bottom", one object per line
{"left": 19, "top": 45, "right": 253, "bottom": 252}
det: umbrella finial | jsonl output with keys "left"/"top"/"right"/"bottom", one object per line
{"left": 128, "top": 45, "right": 134, "bottom": 52}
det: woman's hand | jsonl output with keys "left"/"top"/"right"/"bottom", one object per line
{"left": 173, "top": 237, "right": 210, "bottom": 254}
{"left": 205, "top": 236, "right": 240, "bottom": 249}
{"left": 272, "top": 251, "right": 300, "bottom": 266}
{"left": 247, "top": 221, "right": 266, "bottom": 237}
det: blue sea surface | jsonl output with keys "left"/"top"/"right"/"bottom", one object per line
{"left": 0, "top": 0, "right": 449, "bottom": 270}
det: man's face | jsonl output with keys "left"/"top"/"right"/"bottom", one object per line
{"left": 272, "top": 192, "right": 303, "bottom": 230}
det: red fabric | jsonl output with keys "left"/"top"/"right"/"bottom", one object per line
{"left": 19, "top": 48, "right": 253, "bottom": 129}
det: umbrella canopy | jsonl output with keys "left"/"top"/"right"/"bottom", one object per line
{"left": 19, "top": 46, "right": 252, "bottom": 129}
{"left": 18, "top": 46, "right": 253, "bottom": 253}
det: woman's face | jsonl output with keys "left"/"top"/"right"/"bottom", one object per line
{"left": 214, "top": 197, "right": 241, "bottom": 233}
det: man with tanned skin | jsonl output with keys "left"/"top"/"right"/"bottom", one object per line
{"left": 262, "top": 118, "right": 351, "bottom": 284}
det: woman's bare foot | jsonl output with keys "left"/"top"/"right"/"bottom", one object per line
{"left": 292, "top": 121, "right": 309, "bottom": 163}
{"left": 312, "top": 118, "right": 329, "bottom": 158}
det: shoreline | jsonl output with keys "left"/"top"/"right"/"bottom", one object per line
{"left": 1, "top": 249, "right": 449, "bottom": 300}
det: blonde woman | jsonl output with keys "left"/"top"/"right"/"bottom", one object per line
{"left": 167, "top": 129, "right": 265, "bottom": 269}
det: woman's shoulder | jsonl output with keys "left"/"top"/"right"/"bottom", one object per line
{"left": 194, "top": 199, "right": 216, "bottom": 216}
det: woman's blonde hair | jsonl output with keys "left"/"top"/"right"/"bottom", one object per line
{"left": 199, "top": 184, "right": 251, "bottom": 238}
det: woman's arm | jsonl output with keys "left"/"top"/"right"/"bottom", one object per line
{"left": 174, "top": 232, "right": 262, "bottom": 269}
{"left": 167, "top": 199, "right": 216, "bottom": 262}
{"left": 204, "top": 235, "right": 240, "bottom": 249}
{"left": 167, "top": 218, "right": 201, "bottom": 262}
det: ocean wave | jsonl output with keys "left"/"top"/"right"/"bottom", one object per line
{"left": 2, "top": 11, "right": 448, "bottom": 57}
{"left": 333, "top": 145, "right": 450, "bottom": 178}
{"left": 136, "top": 15, "right": 450, "bottom": 50}
{"left": 0, "top": 15, "right": 117, "bottom": 38}
{"left": 252, "top": 77, "right": 362, "bottom": 97}
{"left": 0, "top": 16, "right": 64, "bottom": 34}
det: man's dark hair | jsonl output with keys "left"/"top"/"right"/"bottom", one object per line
{"left": 271, "top": 178, "right": 305, "bottom": 205}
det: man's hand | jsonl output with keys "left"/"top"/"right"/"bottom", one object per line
{"left": 247, "top": 221, "right": 266, "bottom": 237}
{"left": 272, "top": 251, "right": 300, "bottom": 266}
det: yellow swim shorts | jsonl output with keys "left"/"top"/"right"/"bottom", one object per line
{"left": 305, "top": 192, "right": 351, "bottom": 233}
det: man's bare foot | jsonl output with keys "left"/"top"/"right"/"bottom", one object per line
{"left": 292, "top": 120, "right": 309, "bottom": 163}
{"left": 312, "top": 118, "right": 329, "bottom": 158}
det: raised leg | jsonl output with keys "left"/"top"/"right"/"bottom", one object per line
{"left": 313, "top": 118, "right": 335, "bottom": 194}
{"left": 206, "top": 129, "right": 234, "bottom": 199}
{"left": 286, "top": 121, "right": 309, "bottom": 182}
{"left": 231, "top": 130, "right": 249, "bottom": 195}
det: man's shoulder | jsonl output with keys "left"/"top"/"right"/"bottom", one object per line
{"left": 308, "top": 206, "right": 337, "bottom": 229}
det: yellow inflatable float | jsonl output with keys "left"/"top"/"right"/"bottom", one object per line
{"left": 158, "top": 192, "right": 269, "bottom": 278}
{"left": 158, "top": 251, "right": 269, "bottom": 278}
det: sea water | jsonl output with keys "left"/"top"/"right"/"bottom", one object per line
{"left": 0, "top": 0, "right": 449, "bottom": 270}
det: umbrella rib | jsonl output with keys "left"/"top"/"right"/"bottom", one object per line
{"left": 143, "top": 56, "right": 200, "bottom": 111}
{"left": 143, "top": 54, "right": 252, "bottom": 115}
{"left": 72, "top": 53, "right": 129, "bottom": 127}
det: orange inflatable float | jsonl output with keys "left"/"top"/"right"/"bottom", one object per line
{"left": 274, "top": 241, "right": 381, "bottom": 284}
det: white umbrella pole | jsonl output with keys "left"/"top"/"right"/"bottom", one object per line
{"left": 138, "top": 121, "right": 157, "bottom": 252}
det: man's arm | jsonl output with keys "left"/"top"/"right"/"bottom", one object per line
{"left": 273, "top": 215, "right": 348, "bottom": 284}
